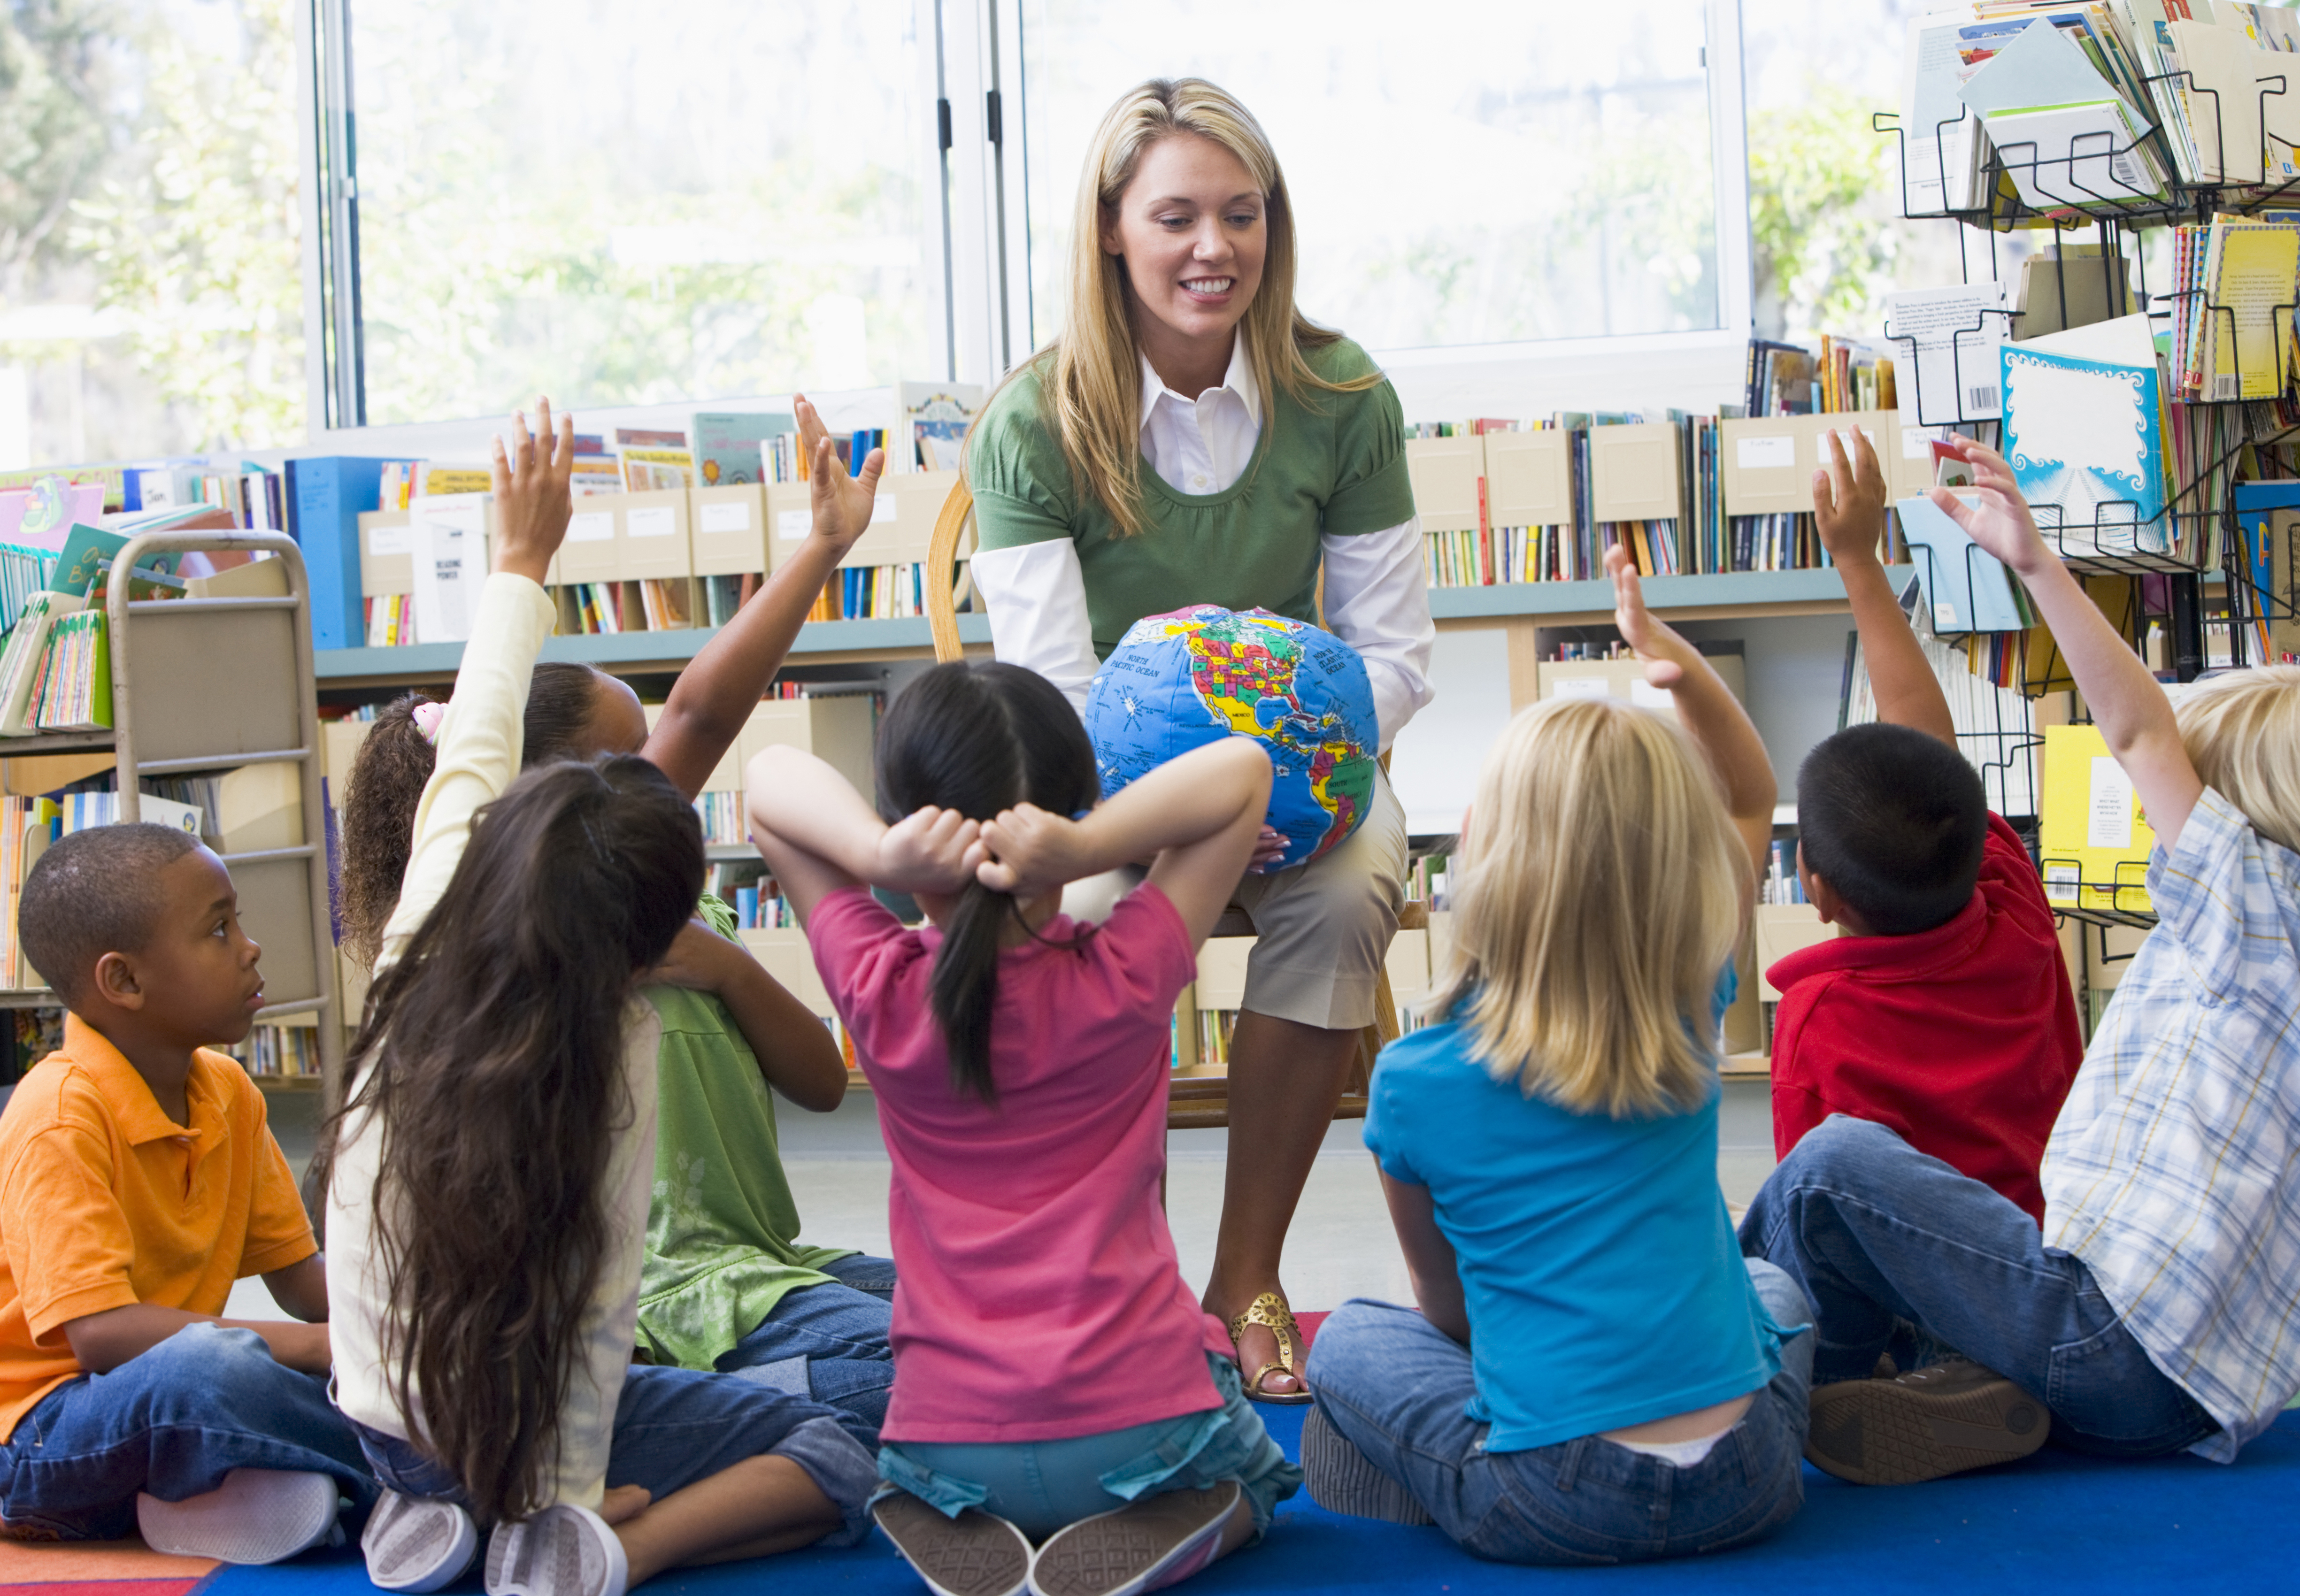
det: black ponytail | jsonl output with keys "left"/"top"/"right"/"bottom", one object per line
{"left": 873, "top": 663, "right": 1099, "bottom": 1105}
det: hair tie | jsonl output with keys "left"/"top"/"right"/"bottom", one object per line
{"left": 411, "top": 700, "right": 446, "bottom": 744}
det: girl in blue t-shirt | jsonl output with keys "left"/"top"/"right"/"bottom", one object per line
{"left": 1301, "top": 546, "right": 1817, "bottom": 1565}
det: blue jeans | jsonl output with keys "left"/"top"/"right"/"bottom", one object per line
{"left": 0, "top": 1322, "right": 375, "bottom": 1542}
{"left": 716, "top": 1254, "right": 895, "bottom": 1447}
{"left": 878, "top": 1356, "right": 1301, "bottom": 1541}
{"left": 350, "top": 1362, "right": 877, "bottom": 1545}
{"left": 1304, "top": 1261, "right": 1815, "bottom": 1566}
{"left": 1738, "top": 1114, "right": 2219, "bottom": 1458}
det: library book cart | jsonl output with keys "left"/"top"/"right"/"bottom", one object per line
{"left": 3, "top": 531, "right": 342, "bottom": 1102}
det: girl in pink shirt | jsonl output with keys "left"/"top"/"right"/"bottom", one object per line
{"left": 745, "top": 662, "right": 1300, "bottom": 1596}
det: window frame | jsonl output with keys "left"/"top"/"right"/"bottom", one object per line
{"left": 300, "top": 0, "right": 1754, "bottom": 441}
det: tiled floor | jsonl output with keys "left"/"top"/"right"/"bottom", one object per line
{"left": 231, "top": 1077, "right": 1780, "bottom": 1320}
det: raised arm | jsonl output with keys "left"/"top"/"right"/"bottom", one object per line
{"left": 1930, "top": 438, "right": 2202, "bottom": 851}
{"left": 744, "top": 745, "right": 985, "bottom": 925}
{"left": 645, "top": 396, "right": 884, "bottom": 798}
{"left": 1606, "top": 544, "right": 1776, "bottom": 892}
{"left": 1815, "top": 428, "right": 1957, "bottom": 746}
{"left": 649, "top": 921, "right": 846, "bottom": 1112}
{"left": 975, "top": 738, "right": 1271, "bottom": 946}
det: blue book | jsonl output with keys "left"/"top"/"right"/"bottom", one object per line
{"left": 1897, "top": 494, "right": 2030, "bottom": 633}
{"left": 285, "top": 457, "right": 390, "bottom": 652}
{"left": 2000, "top": 342, "right": 2169, "bottom": 558}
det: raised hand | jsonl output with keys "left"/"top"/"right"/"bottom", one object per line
{"left": 877, "top": 805, "right": 986, "bottom": 897}
{"left": 1606, "top": 542, "right": 1694, "bottom": 692}
{"left": 794, "top": 393, "right": 886, "bottom": 557}
{"left": 1813, "top": 426, "right": 1889, "bottom": 568}
{"left": 490, "top": 398, "right": 576, "bottom": 583}
{"left": 1927, "top": 438, "right": 2051, "bottom": 576}
{"left": 648, "top": 920, "right": 741, "bottom": 994}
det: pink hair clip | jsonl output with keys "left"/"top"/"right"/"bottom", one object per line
{"left": 411, "top": 700, "right": 446, "bottom": 744}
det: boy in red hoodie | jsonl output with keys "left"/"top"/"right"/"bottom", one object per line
{"left": 1767, "top": 430, "right": 2082, "bottom": 1225}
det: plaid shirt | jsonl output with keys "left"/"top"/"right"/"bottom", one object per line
{"left": 2042, "top": 788, "right": 2300, "bottom": 1462}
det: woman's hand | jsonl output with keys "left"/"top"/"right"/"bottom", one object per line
{"left": 1926, "top": 438, "right": 2053, "bottom": 578}
{"left": 649, "top": 920, "right": 740, "bottom": 994}
{"left": 876, "top": 806, "right": 986, "bottom": 896}
{"left": 489, "top": 398, "right": 576, "bottom": 585}
{"left": 977, "top": 804, "right": 1086, "bottom": 901}
{"left": 794, "top": 393, "right": 886, "bottom": 559}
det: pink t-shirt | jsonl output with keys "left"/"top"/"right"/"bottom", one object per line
{"left": 809, "top": 882, "right": 1231, "bottom": 1443}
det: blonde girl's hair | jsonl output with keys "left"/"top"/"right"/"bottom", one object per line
{"left": 971, "top": 77, "right": 1379, "bottom": 537}
{"left": 2174, "top": 663, "right": 2300, "bottom": 854}
{"left": 1428, "top": 698, "right": 1746, "bottom": 1119}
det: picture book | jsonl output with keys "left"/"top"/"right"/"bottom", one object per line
{"left": 690, "top": 412, "right": 797, "bottom": 486}
{"left": 898, "top": 381, "right": 983, "bottom": 472}
{"left": 51, "top": 523, "right": 181, "bottom": 598}
{"left": 1897, "top": 493, "right": 2033, "bottom": 633}
{"left": 2038, "top": 722, "right": 2154, "bottom": 914}
{"left": 2000, "top": 331, "right": 2169, "bottom": 558}
{"left": 615, "top": 429, "right": 695, "bottom": 492}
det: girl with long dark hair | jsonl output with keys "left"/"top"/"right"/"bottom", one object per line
{"left": 323, "top": 405, "right": 877, "bottom": 1596}
{"left": 746, "top": 662, "right": 1300, "bottom": 1596}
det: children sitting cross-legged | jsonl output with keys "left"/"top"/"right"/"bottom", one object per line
{"left": 1741, "top": 437, "right": 2300, "bottom": 1484}
{"left": 0, "top": 824, "right": 373, "bottom": 1561}
{"left": 1769, "top": 429, "right": 2084, "bottom": 1225}
{"left": 324, "top": 403, "right": 877, "bottom": 1596}
{"left": 337, "top": 395, "right": 899, "bottom": 1450}
{"left": 1300, "top": 545, "right": 1816, "bottom": 1565}
{"left": 745, "top": 662, "right": 1301, "bottom": 1596}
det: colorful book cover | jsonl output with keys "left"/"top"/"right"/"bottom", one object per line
{"left": 2038, "top": 723, "right": 2154, "bottom": 914}
{"left": 690, "top": 412, "right": 796, "bottom": 486}
{"left": 2000, "top": 343, "right": 2168, "bottom": 558}
{"left": 51, "top": 523, "right": 180, "bottom": 598}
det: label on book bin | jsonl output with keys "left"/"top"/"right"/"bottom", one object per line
{"left": 699, "top": 501, "right": 752, "bottom": 534}
{"left": 567, "top": 511, "right": 614, "bottom": 543}
{"left": 627, "top": 506, "right": 677, "bottom": 539}
{"left": 777, "top": 509, "right": 812, "bottom": 543}
{"left": 1737, "top": 434, "right": 1796, "bottom": 469}
{"left": 368, "top": 523, "right": 412, "bottom": 556}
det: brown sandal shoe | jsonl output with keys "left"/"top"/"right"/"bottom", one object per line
{"left": 1227, "top": 1291, "right": 1313, "bottom": 1405}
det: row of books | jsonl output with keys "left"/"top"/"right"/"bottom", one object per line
{"left": 1761, "top": 839, "right": 1810, "bottom": 908}
{"left": 223, "top": 1023, "right": 320, "bottom": 1079}
{"left": 1403, "top": 851, "right": 1453, "bottom": 910}
{"left": 697, "top": 791, "right": 747, "bottom": 847}
{"left": 729, "top": 885, "right": 798, "bottom": 931}
{"left": 1746, "top": 340, "right": 1899, "bottom": 419}
{"left": 8, "top": 610, "right": 109, "bottom": 735}
{"left": 2168, "top": 215, "right": 2300, "bottom": 404}
{"left": 807, "top": 563, "right": 926, "bottom": 622}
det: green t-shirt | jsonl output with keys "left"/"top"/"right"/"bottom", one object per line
{"left": 967, "top": 337, "right": 1417, "bottom": 658}
{"left": 635, "top": 900, "right": 853, "bottom": 1371}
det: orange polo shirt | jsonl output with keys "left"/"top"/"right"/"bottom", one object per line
{"left": 0, "top": 1015, "right": 315, "bottom": 1441}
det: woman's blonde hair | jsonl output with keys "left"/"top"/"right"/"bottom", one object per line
{"left": 2175, "top": 663, "right": 2300, "bottom": 853}
{"left": 974, "top": 77, "right": 1377, "bottom": 537}
{"left": 1429, "top": 698, "right": 1746, "bottom": 1119}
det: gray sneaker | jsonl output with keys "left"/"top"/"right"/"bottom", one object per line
{"left": 362, "top": 1489, "right": 478, "bottom": 1592}
{"left": 1806, "top": 1358, "right": 2051, "bottom": 1485}
{"left": 1027, "top": 1481, "right": 1240, "bottom": 1596}
{"left": 872, "top": 1490, "right": 1031, "bottom": 1596}
{"left": 135, "top": 1468, "right": 343, "bottom": 1564}
{"left": 1300, "top": 1405, "right": 1432, "bottom": 1525}
{"left": 484, "top": 1503, "right": 627, "bottom": 1596}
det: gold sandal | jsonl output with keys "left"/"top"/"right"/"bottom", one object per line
{"left": 1228, "top": 1291, "right": 1314, "bottom": 1405}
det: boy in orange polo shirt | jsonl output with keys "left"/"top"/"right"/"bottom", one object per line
{"left": 0, "top": 823, "right": 371, "bottom": 1558}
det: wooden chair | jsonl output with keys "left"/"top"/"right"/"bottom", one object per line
{"left": 926, "top": 479, "right": 1427, "bottom": 1131}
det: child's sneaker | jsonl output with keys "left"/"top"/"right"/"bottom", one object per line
{"left": 1300, "top": 1404, "right": 1432, "bottom": 1525}
{"left": 1027, "top": 1480, "right": 1239, "bottom": 1596}
{"left": 135, "top": 1467, "right": 343, "bottom": 1563}
{"left": 1805, "top": 1358, "right": 2050, "bottom": 1485}
{"left": 872, "top": 1490, "right": 1031, "bottom": 1596}
{"left": 485, "top": 1503, "right": 627, "bottom": 1596}
{"left": 362, "top": 1489, "right": 478, "bottom": 1591}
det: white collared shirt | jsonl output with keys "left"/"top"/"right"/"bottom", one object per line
{"left": 968, "top": 335, "right": 1434, "bottom": 749}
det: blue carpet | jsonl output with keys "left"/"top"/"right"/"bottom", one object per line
{"left": 199, "top": 1409, "right": 2300, "bottom": 1594}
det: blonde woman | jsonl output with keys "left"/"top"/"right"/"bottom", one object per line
{"left": 966, "top": 77, "right": 1432, "bottom": 1403}
{"left": 1300, "top": 548, "right": 1816, "bottom": 1563}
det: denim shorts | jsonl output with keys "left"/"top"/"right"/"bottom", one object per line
{"left": 877, "top": 1355, "right": 1301, "bottom": 1541}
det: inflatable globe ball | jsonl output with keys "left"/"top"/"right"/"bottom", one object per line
{"left": 1083, "top": 606, "right": 1379, "bottom": 872}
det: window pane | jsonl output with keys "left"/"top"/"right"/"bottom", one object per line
{"left": 2, "top": 0, "right": 303, "bottom": 466}
{"left": 1017, "top": 0, "right": 1718, "bottom": 353}
{"left": 347, "top": 2, "right": 938, "bottom": 425}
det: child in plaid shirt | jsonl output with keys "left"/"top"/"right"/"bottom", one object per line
{"left": 1742, "top": 436, "right": 2300, "bottom": 1486}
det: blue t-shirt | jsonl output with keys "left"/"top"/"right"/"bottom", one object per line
{"left": 1362, "top": 972, "right": 1785, "bottom": 1453}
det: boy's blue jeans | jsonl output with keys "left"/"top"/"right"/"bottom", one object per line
{"left": 1738, "top": 1114, "right": 2218, "bottom": 1457}
{"left": 351, "top": 1362, "right": 877, "bottom": 1546}
{"left": 1304, "top": 1261, "right": 1814, "bottom": 1565}
{"left": 0, "top": 1322, "right": 375, "bottom": 1542}
{"left": 715, "top": 1254, "right": 895, "bottom": 1447}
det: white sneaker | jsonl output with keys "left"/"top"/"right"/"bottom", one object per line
{"left": 135, "top": 1467, "right": 343, "bottom": 1564}
{"left": 362, "top": 1489, "right": 479, "bottom": 1591}
{"left": 484, "top": 1503, "right": 628, "bottom": 1596}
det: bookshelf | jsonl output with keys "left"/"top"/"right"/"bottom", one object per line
{"left": 0, "top": 532, "right": 341, "bottom": 1099}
